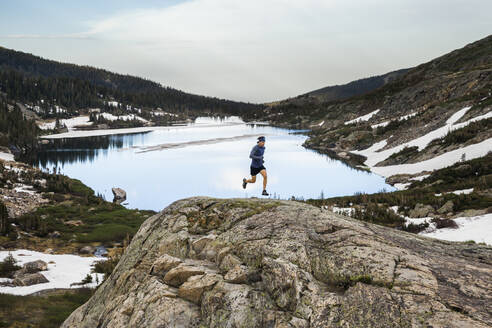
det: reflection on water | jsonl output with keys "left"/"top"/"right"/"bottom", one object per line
{"left": 34, "top": 117, "right": 395, "bottom": 211}
{"left": 35, "top": 133, "right": 150, "bottom": 167}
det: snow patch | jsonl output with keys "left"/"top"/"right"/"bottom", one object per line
{"left": 394, "top": 183, "right": 411, "bottom": 190}
{"left": 38, "top": 116, "right": 93, "bottom": 130}
{"left": 332, "top": 206, "right": 354, "bottom": 216}
{"left": 345, "top": 109, "right": 380, "bottom": 125}
{"left": 399, "top": 112, "right": 418, "bottom": 121}
{"left": 0, "top": 152, "right": 14, "bottom": 162}
{"left": 98, "top": 113, "right": 148, "bottom": 123}
{"left": 421, "top": 214, "right": 492, "bottom": 245}
{"left": 106, "top": 101, "right": 119, "bottom": 107}
{"left": 371, "top": 121, "right": 390, "bottom": 129}
{"left": 371, "top": 138, "right": 492, "bottom": 176}
{"left": 405, "top": 216, "right": 434, "bottom": 228}
{"left": 371, "top": 112, "right": 418, "bottom": 129}
{"left": 0, "top": 250, "right": 104, "bottom": 295}
{"left": 13, "top": 184, "right": 36, "bottom": 195}
{"left": 152, "top": 111, "right": 178, "bottom": 117}
{"left": 409, "top": 174, "right": 430, "bottom": 181}
{"left": 389, "top": 206, "right": 399, "bottom": 213}
{"left": 450, "top": 188, "right": 474, "bottom": 195}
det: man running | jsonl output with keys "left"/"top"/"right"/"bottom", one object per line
{"left": 242, "top": 136, "right": 269, "bottom": 196}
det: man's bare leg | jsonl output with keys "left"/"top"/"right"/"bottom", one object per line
{"left": 260, "top": 169, "right": 267, "bottom": 190}
{"left": 245, "top": 175, "right": 256, "bottom": 184}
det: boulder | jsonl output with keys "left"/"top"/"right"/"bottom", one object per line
{"left": 23, "top": 260, "right": 48, "bottom": 273}
{"left": 112, "top": 187, "right": 127, "bottom": 204}
{"left": 13, "top": 273, "right": 49, "bottom": 286}
{"left": 438, "top": 200, "right": 454, "bottom": 214}
{"left": 409, "top": 203, "right": 435, "bottom": 218}
{"left": 62, "top": 197, "right": 492, "bottom": 328}
{"left": 79, "top": 246, "right": 95, "bottom": 255}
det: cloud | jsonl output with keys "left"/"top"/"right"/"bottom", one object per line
{"left": 1, "top": 33, "right": 93, "bottom": 40}
{"left": 3, "top": 0, "right": 491, "bottom": 102}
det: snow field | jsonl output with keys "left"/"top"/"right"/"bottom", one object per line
{"left": 421, "top": 214, "right": 492, "bottom": 245}
{"left": 336, "top": 205, "right": 491, "bottom": 245}
{"left": 371, "top": 138, "right": 492, "bottom": 176}
{"left": 0, "top": 250, "right": 105, "bottom": 295}
{"left": 353, "top": 106, "right": 492, "bottom": 176}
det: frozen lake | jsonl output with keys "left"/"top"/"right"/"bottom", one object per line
{"left": 34, "top": 117, "right": 395, "bottom": 211}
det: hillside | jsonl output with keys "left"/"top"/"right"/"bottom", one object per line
{"left": 264, "top": 35, "right": 491, "bottom": 126}
{"left": 62, "top": 197, "right": 492, "bottom": 327}
{"left": 0, "top": 47, "right": 260, "bottom": 118}
{"left": 261, "top": 35, "right": 491, "bottom": 171}
{"left": 277, "top": 68, "right": 409, "bottom": 106}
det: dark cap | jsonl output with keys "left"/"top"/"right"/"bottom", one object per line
{"left": 257, "top": 136, "right": 266, "bottom": 142}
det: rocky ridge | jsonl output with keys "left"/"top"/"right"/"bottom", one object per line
{"left": 62, "top": 197, "right": 492, "bottom": 327}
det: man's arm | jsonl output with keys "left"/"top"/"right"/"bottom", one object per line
{"left": 249, "top": 146, "right": 263, "bottom": 160}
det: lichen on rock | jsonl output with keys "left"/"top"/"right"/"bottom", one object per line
{"left": 62, "top": 197, "right": 492, "bottom": 328}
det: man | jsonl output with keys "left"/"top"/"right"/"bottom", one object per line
{"left": 242, "top": 136, "right": 269, "bottom": 196}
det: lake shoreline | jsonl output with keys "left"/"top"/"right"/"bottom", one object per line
{"left": 33, "top": 117, "right": 395, "bottom": 210}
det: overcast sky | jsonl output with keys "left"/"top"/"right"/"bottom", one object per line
{"left": 1, "top": 0, "right": 491, "bottom": 103}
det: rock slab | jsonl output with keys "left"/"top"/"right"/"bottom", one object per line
{"left": 62, "top": 197, "right": 492, "bottom": 328}
{"left": 13, "top": 273, "right": 49, "bottom": 286}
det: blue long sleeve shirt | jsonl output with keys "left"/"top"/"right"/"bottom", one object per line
{"left": 250, "top": 145, "right": 265, "bottom": 168}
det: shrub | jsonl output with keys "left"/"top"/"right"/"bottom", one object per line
{"left": 387, "top": 146, "right": 419, "bottom": 160}
{"left": 401, "top": 222, "right": 429, "bottom": 233}
{"left": 351, "top": 203, "right": 405, "bottom": 227}
{"left": 0, "top": 253, "right": 21, "bottom": 278}
{"left": 93, "top": 246, "right": 124, "bottom": 281}
{"left": 0, "top": 288, "right": 92, "bottom": 327}
{"left": 81, "top": 274, "right": 93, "bottom": 284}
{"left": 433, "top": 218, "right": 458, "bottom": 229}
{"left": 76, "top": 224, "right": 135, "bottom": 243}
{"left": 427, "top": 118, "right": 492, "bottom": 148}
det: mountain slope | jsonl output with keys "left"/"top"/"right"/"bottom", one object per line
{"left": 262, "top": 35, "right": 491, "bottom": 172}
{"left": 0, "top": 47, "right": 260, "bottom": 116}
{"left": 303, "top": 68, "right": 409, "bottom": 102}
{"left": 265, "top": 35, "right": 491, "bottom": 124}
{"left": 62, "top": 197, "right": 492, "bottom": 327}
